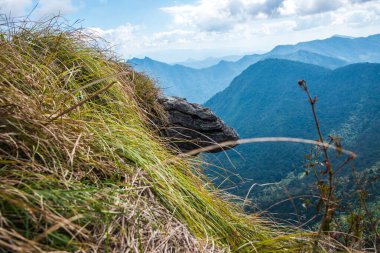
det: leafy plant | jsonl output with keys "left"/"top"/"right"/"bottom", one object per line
{"left": 298, "top": 79, "right": 379, "bottom": 251}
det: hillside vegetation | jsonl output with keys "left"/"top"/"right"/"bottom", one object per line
{"left": 0, "top": 19, "right": 320, "bottom": 252}
{"left": 205, "top": 59, "right": 380, "bottom": 227}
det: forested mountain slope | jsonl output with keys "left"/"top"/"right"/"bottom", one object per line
{"left": 129, "top": 34, "right": 380, "bottom": 103}
{"left": 206, "top": 59, "right": 380, "bottom": 191}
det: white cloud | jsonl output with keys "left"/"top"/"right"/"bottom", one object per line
{"left": 0, "top": 0, "right": 79, "bottom": 17}
{"left": 122, "top": 0, "right": 378, "bottom": 61}
{"left": 84, "top": 0, "right": 380, "bottom": 62}
{"left": 0, "top": 0, "right": 33, "bottom": 16}
{"left": 88, "top": 24, "right": 209, "bottom": 58}
{"left": 293, "top": 12, "right": 335, "bottom": 31}
{"left": 279, "top": 0, "right": 344, "bottom": 16}
{"left": 162, "top": 0, "right": 284, "bottom": 31}
{"left": 162, "top": 0, "right": 380, "bottom": 32}
{"left": 34, "top": 0, "right": 79, "bottom": 17}
{"left": 293, "top": 1, "right": 380, "bottom": 30}
{"left": 88, "top": 24, "right": 139, "bottom": 45}
{"left": 87, "top": 23, "right": 248, "bottom": 62}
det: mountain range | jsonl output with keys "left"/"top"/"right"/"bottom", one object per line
{"left": 204, "top": 59, "right": 380, "bottom": 211}
{"left": 128, "top": 34, "right": 380, "bottom": 103}
{"left": 175, "top": 55, "right": 243, "bottom": 69}
{"left": 128, "top": 57, "right": 240, "bottom": 103}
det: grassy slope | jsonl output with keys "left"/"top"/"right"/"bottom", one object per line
{"left": 0, "top": 19, "right": 312, "bottom": 252}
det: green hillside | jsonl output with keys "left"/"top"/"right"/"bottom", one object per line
{"left": 205, "top": 59, "right": 380, "bottom": 227}
{"left": 206, "top": 59, "right": 380, "bottom": 182}
{"left": 206, "top": 59, "right": 331, "bottom": 182}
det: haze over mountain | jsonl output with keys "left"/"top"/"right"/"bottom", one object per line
{"left": 270, "top": 34, "right": 380, "bottom": 63}
{"left": 205, "top": 59, "right": 380, "bottom": 200}
{"left": 128, "top": 34, "right": 380, "bottom": 103}
{"left": 128, "top": 57, "right": 240, "bottom": 103}
{"left": 175, "top": 55, "right": 243, "bottom": 69}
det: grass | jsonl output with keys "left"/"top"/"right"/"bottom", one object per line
{"left": 0, "top": 17, "right": 315, "bottom": 252}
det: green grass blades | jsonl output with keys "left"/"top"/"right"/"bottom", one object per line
{"left": 0, "top": 17, "right": 314, "bottom": 252}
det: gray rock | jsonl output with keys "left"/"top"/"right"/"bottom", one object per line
{"left": 157, "top": 96, "right": 239, "bottom": 153}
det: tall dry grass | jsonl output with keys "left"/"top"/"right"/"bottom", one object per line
{"left": 0, "top": 16, "right": 314, "bottom": 252}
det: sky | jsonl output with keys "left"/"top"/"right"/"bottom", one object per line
{"left": 1, "top": 0, "right": 380, "bottom": 62}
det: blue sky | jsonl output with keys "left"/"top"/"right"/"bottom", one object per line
{"left": 1, "top": 0, "right": 380, "bottom": 62}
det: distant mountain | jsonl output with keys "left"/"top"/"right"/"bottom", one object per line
{"left": 213, "top": 34, "right": 380, "bottom": 70}
{"left": 233, "top": 50, "right": 348, "bottom": 72}
{"left": 129, "top": 34, "right": 380, "bottom": 103}
{"left": 128, "top": 57, "right": 240, "bottom": 103}
{"left": 271, "top": 50, "right": 347, "bottom": 69}
{"left": 205, "top": 59, "right": 380, "bottom": 196}
{"left": 331, "top": 34, "right": 355, "bottom": 39}
{"left": 270, "top": 34, "right": 380, "bottom": 63}
{"left": 175, "top": 55, "right": 242, "bottom": 69}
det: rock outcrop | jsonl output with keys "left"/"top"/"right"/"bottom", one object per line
{"left": 157, "top": 96, "right": 239, "bottom": 153}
